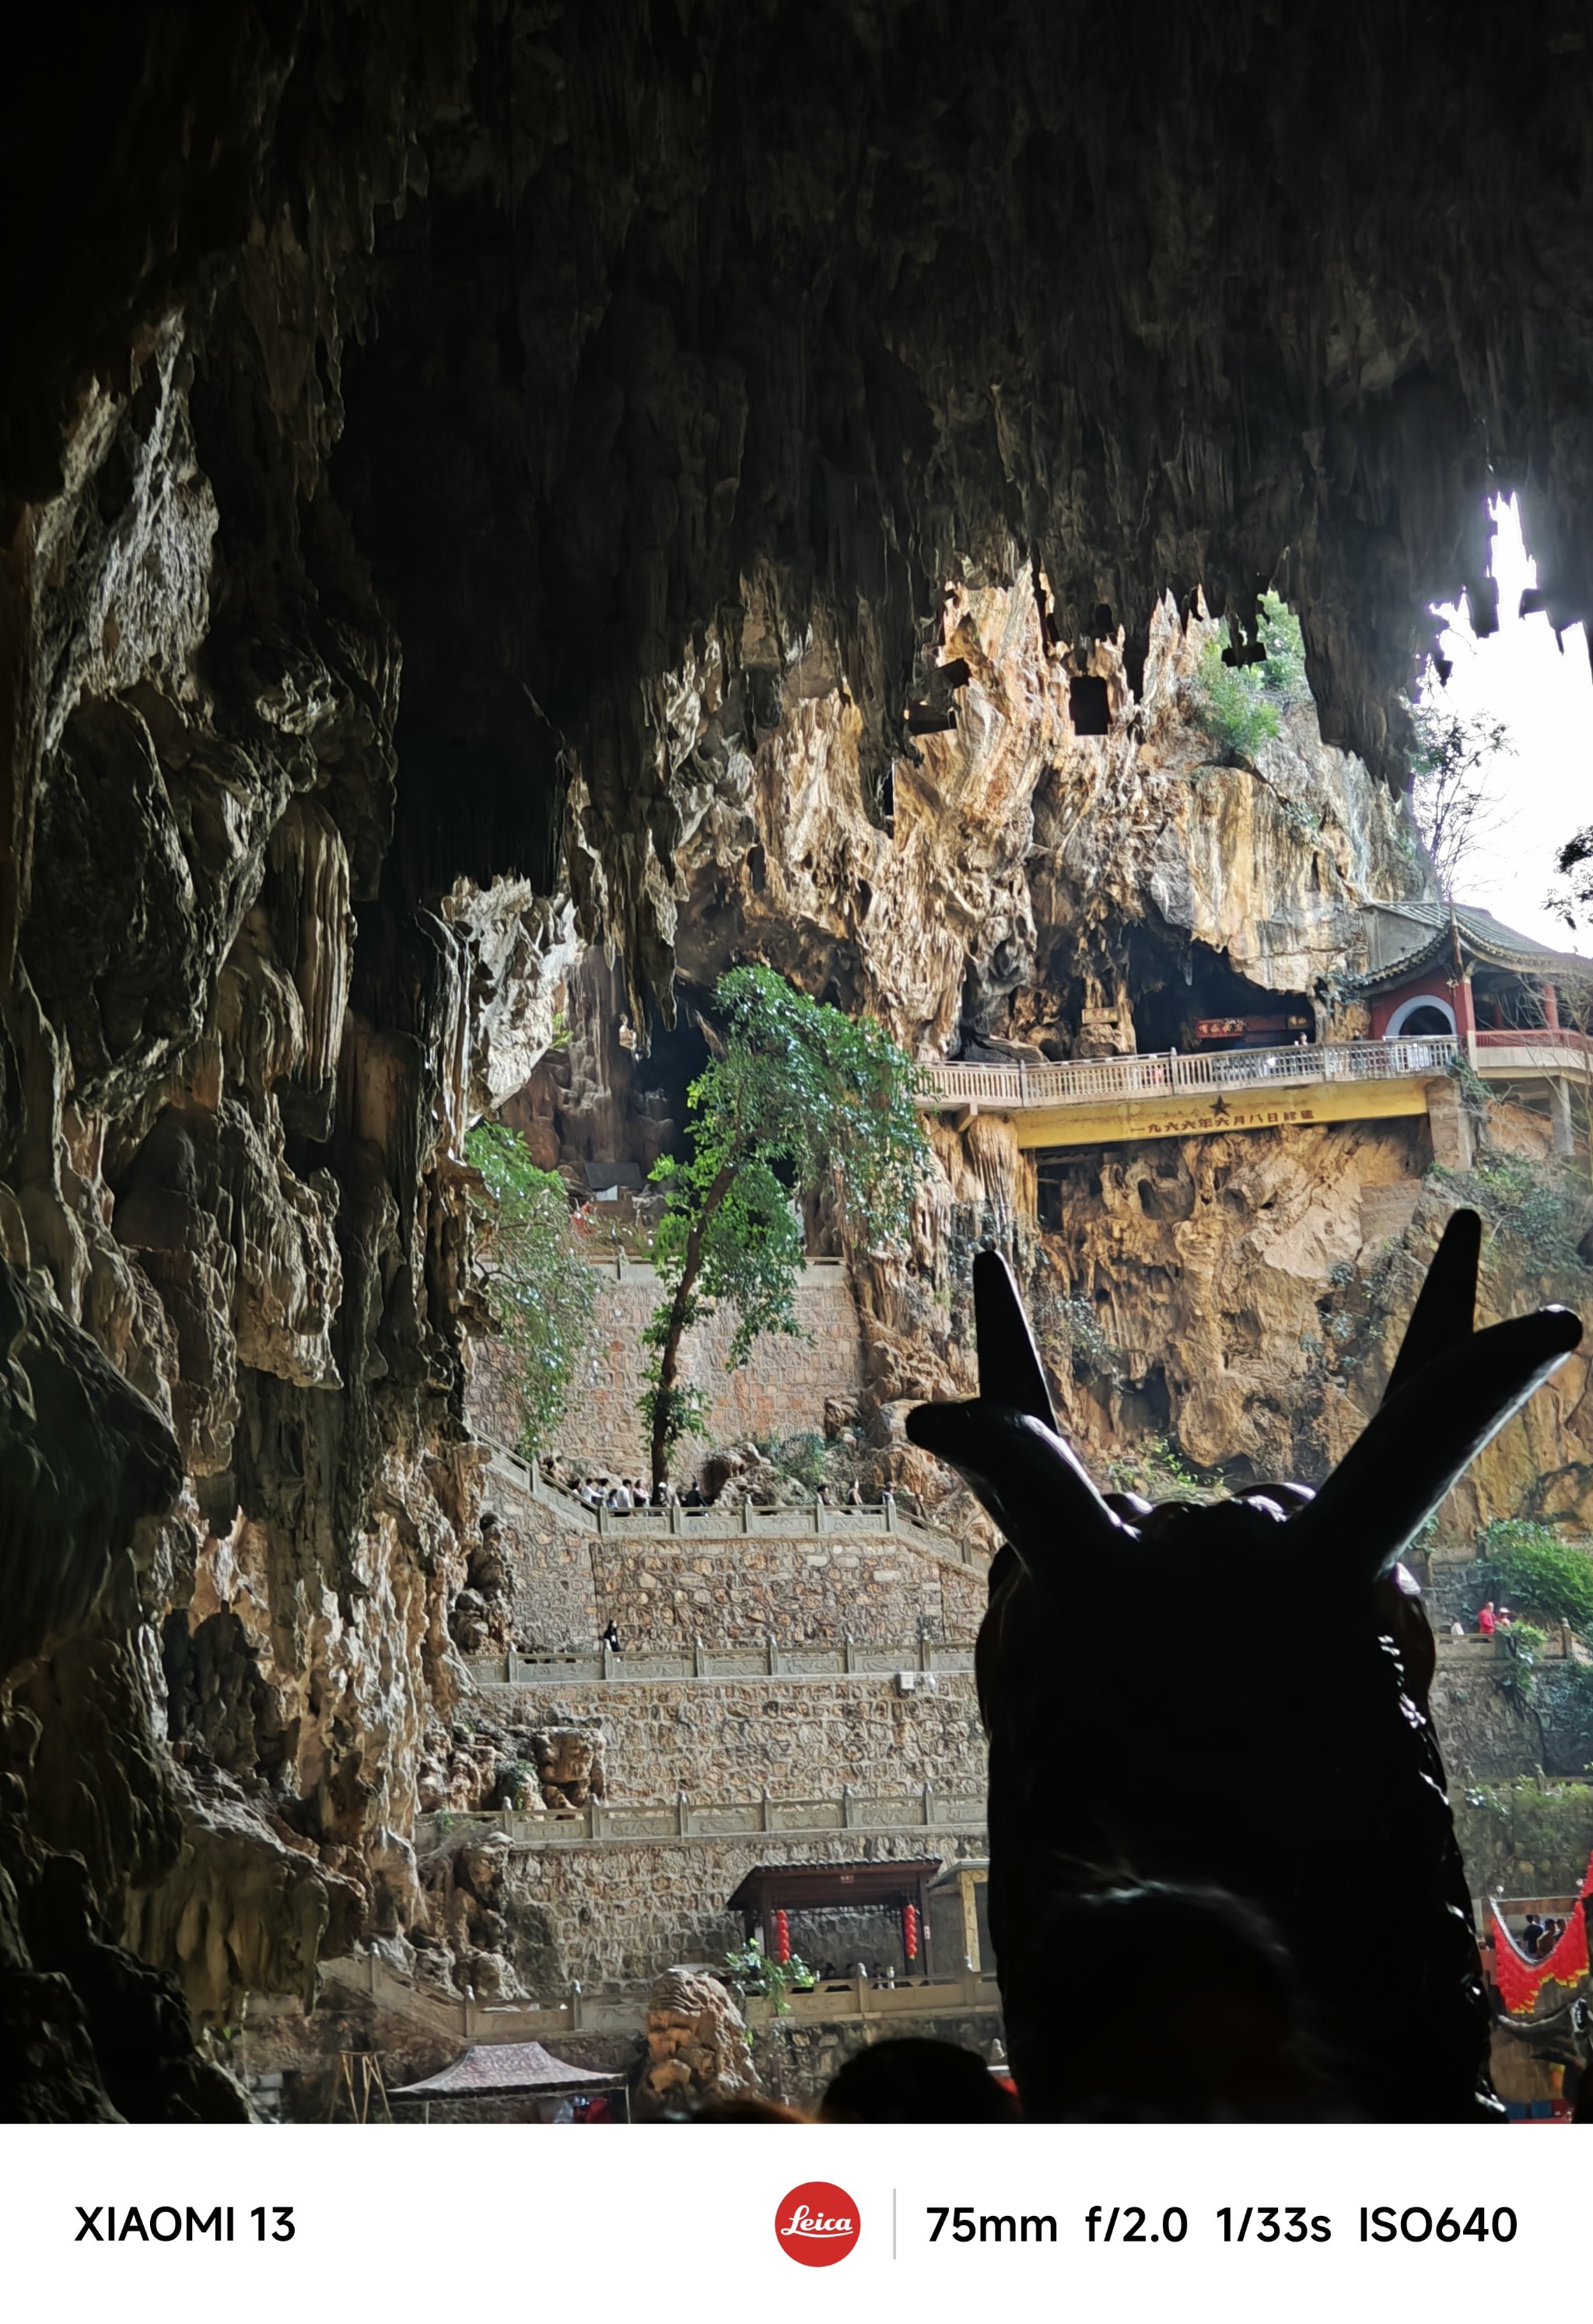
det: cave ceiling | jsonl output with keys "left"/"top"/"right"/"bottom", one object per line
{"left": 8, "top": 1, "right": 1593, "bottom": 999}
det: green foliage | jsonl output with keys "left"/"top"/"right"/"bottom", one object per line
{"left": 641, "top": 964, "right": 930, "bottom": 1479}
{"left": 1456, "top": 1776, "right": 1593, "bottom": 1892}
{"left": 1105, "top": 1433, "right": 1217, "bottom": 1505}
{"left": 759, "top": 1431, "right": 830, "bottom": 1493}
{"left": 466, "top": 1122, "right": 597, "bottom": 1456}
{"left": 723, "top": 1938, "right": 817, "bottom": 2016}
{"left": 1479, "top": 1519, "right": 1593, "bottom": 1633}
{"left": 1045, "top": 1294, "right": 1124, "bottom": 1384}
{"left": 1189, "top": 593, "right": 1311, "bottom": 765}
{"left": 1432, "top": 1151, "right": 1593, "bottom": 1277}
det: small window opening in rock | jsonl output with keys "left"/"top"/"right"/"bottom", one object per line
{"left": 1069, "top": 674, "right": 1111, "bottom": 734}
{"left": 878, "top": 762, "right": 895, "bottom": 828}
{"left": 747, "top": 842, "right": 767, "bottom": 894}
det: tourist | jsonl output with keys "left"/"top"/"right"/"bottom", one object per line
{"left": 1449, "top": 1618, "right": 1465, "bottom": 1639}
{"left": 601, "top": 1619, "right": 621, "bottom": 1655}
{"left": 881, "top": 1484, "right": 896, "bottom": 1516}
{"left": 816, "top": 1483, "right": 831, "bottom": 1507}
{"left": 1477, "top": 1601, "right": 1497, "bottom": 1638}
{"left": 848, "top": 1479, "right": 863, "bottom": 1508}
{"left": 819, "top": 2037, "right": 1018, "bottom": 2124}
{"left": 608, "top": 1479, "right": 632, "bottom": 1513}
{"left": 651, "top": 1478, "right": 668, "bottom": 1508}
{"left": 681, "top": 1482, "right": 704, "bottom": 1510}
{"left": 1520, "top": 1913, "right": 1545, "bottom": 1955}
{"left": 1497, "top": 1606, "right": 1514, "bottom": 1631}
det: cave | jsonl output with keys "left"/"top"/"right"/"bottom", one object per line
{"left": 5, "top": 3, "right": 1593, "bottom": 2130}
{"left": 1132, "top": 943, "right": 1316, "bottom": 1054}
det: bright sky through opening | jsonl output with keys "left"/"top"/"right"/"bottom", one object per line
{"left": 1429, "top": 497, "right": 1593, "bottom": 954}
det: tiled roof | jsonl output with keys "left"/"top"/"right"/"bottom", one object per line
{"left": 390, "top": 2041, "right": 620, "bottom": 2097}
{"left": 1351, "top": 901, "right": 1593, "bottom": 992}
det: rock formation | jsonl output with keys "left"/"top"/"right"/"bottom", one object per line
{"left": 7, "top": 6, "right": 1593, "bottom": 2116}
{"left": 639, "top": 1967, "right": 758, "bottom": 2116}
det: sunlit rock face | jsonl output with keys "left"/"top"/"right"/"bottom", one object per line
{"left": 6, "top": 5, "right": 1593, "bottom": 2112}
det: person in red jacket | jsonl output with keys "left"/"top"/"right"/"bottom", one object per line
{"left": 1477, "top": 1601, "right": 1497, "bottom": 1638}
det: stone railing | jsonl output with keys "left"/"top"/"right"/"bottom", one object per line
{"left": 918, "top": 1037, "right": 1457, "bottom": 1113}
{"left": 416, "top": 1782, "right": 986, "bottom": 1852}
{"left": 1472, "top": 1027, "right": 1593, "bottom": 1072}
{"left": 485, "top": 1442, "right": 979, "bottom": 1564}
{"left": 320, "top": 1948, "right": 1000, "bottom": 2043}
{"left": 464, "top": 1638, "right": 976, "bottom": 1686}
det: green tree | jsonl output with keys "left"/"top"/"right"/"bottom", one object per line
{"left": 465, "top": 1122, "right": 597, "bottom": 1456}
{"left": 1478, "top": 1519, "right": 1593, "bottom": 1634}
{"left": 640, "top": 964, "right": 930, "bottom": 1488}
{"left": 1189, "top": 591, "right": 1311, "bottom": 766}
{"left": 1407, "top": 702, "right": 1515, "bottom": 897}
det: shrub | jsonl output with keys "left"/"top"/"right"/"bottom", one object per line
{"left": 1105, "top": 1433, "right": 1217, "bottom": 1505}
{"left": 466, "top": 1122, "right": 597, "bottom": 1456}
{"left": 1479, "top": 1519, "right": 1593, "bottom": 1633}
{"left": 1189, "top": 592, "right": 1311, "bottom": 765}
{"left": 1431, "top": 1151, "right": 1593, "bottom": 1277}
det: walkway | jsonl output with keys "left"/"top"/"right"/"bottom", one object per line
{"left": 319, "top": 1948, "right": 1000, "bottom": 2045}
{"left": 918, "top": 1036, "right": 1456, "bottom": 1149}
{"left": 485, "top": 1443, "right": 982, "bottom": 1567}
{"left": 464, "top": 1637, "right": 975, "bottom": 1685}
{"left": 416, "top": 1782, "right": 986, "bottom": 1851}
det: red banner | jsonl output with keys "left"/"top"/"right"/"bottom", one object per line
{"left": 1490, "top": 1856, "right": 1593, "bottom": 2014}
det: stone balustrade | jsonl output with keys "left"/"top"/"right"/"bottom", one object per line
{"left": 464, "top": 1637, "right": 976, "bottom": 1685}
{"left": 918, "top": 1035, "right": 1457, "bottom": 1113}
{"left": 417, "top": 1782, "right": 986, "bottom": 1852}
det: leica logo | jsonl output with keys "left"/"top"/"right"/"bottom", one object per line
{"left": 775, "top": 2181, "right": 861, "bottom": 2266}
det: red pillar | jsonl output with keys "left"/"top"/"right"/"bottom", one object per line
{"left": 1544, "top": 980, "right": 1561, "bottom": 1031}
{"left": 1451, "top": 975, "right": 1476, "bottom": 1040}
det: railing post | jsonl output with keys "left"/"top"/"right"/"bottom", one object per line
{"left": 884, "top": 1493, "right": 896, "bottom": 1534}
{"left": 843, "top": 1783, "right": 856, "bottom": 1829}
{"left": 602, "top": 1641, "right": 616, "bottom": 1679}
{"left": 677, "top": 1789, "right": 691, "bottom": 1836}
{"left": 767, "top": 1636, "right": 780, "bottom": 1676}
{"left": 590, "top": 1801, "right": 605, "bottom": 1840}
{"left": 571, "top": 1980, "right": 583, "bottom": 2030}
{"left": 670, "top": 1495, "right": 682, "bottom": 1535}
{"left": 760, "top": 1786, "right": 772, "bottom": 1833}
{"left": 693, "top": 1634, "right": 705, "bottom": 1677}
{"left": 844, "top": 1635, "right": 856, "bottom": 1673}
{"left": 814, "top": 1495, "right": 824, "bottom": 1535}
{"left": 923, "top": 1780, "right": 937, "bottom": 1827}
{"left": 507, "top": 1647, "right": 521, "bottom": 1685}
{"left": 742, "top": 1496, "right": 753, "bottom": 1535}
{"left": 597, "top": 1500, "right": 609, "bottom": 1535}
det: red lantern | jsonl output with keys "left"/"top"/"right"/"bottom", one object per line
{"left": 773, "top": 1909, "right": 791, "bottom": 1965}
{"left": 903, "top": 1902, "right": 919, "bottom": 1962}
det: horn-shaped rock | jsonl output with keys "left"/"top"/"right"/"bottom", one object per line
{"left": 905, "top": 1224, "right": 1584, "bottom": 2123}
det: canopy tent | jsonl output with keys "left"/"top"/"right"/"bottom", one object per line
{"left": 390, "top": 2041, "right": 630, "bottom": 2119}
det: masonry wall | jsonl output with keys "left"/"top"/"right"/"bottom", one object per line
{"left": 467, "top": 1258, "right": 867, "bottom": 1469}
{"left": 503, "top": 1826, "right": 988, "bottom": 1991}
{"left": 492, "top": 1671, "right": 985, "bottom": 1806}
{"left": 478, "top": 1464, "right": 986, "bottom": 1654}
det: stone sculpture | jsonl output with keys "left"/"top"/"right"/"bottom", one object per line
{"left": 907, "top": 1211, "right": 1582, "bottom": 2120}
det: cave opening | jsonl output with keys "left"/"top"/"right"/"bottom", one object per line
{"left": 1132, "top": 941, "right": 1316, "bottom": 1054}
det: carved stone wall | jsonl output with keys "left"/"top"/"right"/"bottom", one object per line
{"left": 489, "top": 1673, "right": 984, "bottom": 1808}
{"left": 467, "top": 1261, "right": 867, "bottom": 1472}
{"left": 502, "top": 1827, "right": 988, "bottom": 1993}
{"left": 473, "top": 1463, "right": 986, "bottom": 1656}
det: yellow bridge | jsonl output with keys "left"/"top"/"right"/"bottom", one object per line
{"left": 916, "top": 1032, "right": 1585, "bottom": 1153}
